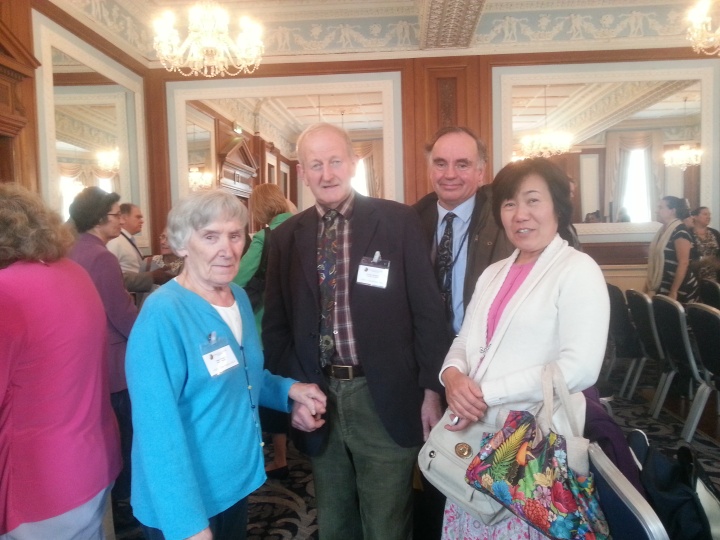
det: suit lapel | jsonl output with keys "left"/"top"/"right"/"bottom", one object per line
{"left": 349, "top": 195, "right": 380, "bottom": 283}
{"left": 294, "top": 208, "right": 321, "bottom": 302}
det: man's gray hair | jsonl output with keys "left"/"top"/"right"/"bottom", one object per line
{"left": 296, "top": 122, "right": 354, "bottom": 163}
{"left": 166, "top": 189, "right": 247, "bottom": 253}
{"left": 424, "top": 126, "right": 488, "bottom": 166}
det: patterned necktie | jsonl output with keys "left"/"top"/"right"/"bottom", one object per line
{"left": 318, "top": 210, "right": 339, "bottom": 366}
{"left": 436, "top": 212, "right": 456, "bottom": 324}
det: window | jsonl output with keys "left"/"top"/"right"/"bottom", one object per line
{"left": 621, "top": 148, "right": 651, "bottom": 223}
{"left": 351, "top": 158, "right": 368, "bottom": 196}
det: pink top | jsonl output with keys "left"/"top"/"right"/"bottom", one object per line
{"left": 486, "top": 261, "right": 536, "bottom": 342}
{"left": 0, "top": 259, "right": 121, "bottom": 534}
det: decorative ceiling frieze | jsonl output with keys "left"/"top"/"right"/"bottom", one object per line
{"left": 418, "top": 0, "right": 487, "bottom": 49}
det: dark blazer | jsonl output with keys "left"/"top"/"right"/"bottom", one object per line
{"left": 262, "top": 194, "right": 450, "bottom": 456}
{"left": 413, "top": 185, "right": 514, "bottom": 311}
{"left": 69, "top": 233, "right": 138, "bottom": 393}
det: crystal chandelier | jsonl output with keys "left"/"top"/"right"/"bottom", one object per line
{"left": 663, "top": 144, "right": 703, "bottom": 171}
{"left": 153, "top": 1, "right": 264, "bottom": 77}
{"left": 188, "top": 167, "right": 214, "bottom": 190}
{"left": 519, "top": 86, "right": 573, "bottom": 158}
{"left": 96, "top": 148, "right": 119, "bottom": 172}
{"left": 687, "top": 0, "right": 720, "bottom": 56}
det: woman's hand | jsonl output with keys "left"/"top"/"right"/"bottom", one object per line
{"left": 442, "top": 367, "right": 487, "bottom": 424}
{"left": 289, "top": 383, "right": 327, "bottom": 432}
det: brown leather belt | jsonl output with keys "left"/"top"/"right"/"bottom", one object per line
{"left": 322, "top": 364, "right": 364, "bottom": 380}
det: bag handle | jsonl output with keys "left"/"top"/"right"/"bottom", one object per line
{"left": 539, "top": 363, "right": 583, "bottom": 438}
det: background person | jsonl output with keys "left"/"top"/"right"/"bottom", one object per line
{"left": 0, "top": 184, "right": 121, "bottom": 539}
{"left": 689, "top": 206, "right": 720, "bottom": 281}
{"left": 263, "top": 123, "right": 450, "bottom": 540}
{"left": 438, "top": 158, "right": 609, "bottom": 539}
{"left": 126, "top": 189, "right": 326, "bottom": 540}
{"left": 233, "top": 182, "right": 296, "bottom": 479}
{"left": 67, "top": 187, "right": 139, "bottom": 529}
{"left": 646, "top": 196, "right": 699, "bottom": 303}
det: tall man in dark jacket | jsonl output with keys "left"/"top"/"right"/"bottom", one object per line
{"left": 263, "top": 123, "right": 450, "bottom": 540}
{"left": 412, "top": 127, "right": 514, "bottom": 539}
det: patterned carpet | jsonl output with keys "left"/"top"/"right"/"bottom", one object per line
{"left": 117, "top": 383, "right": 720, "bottom": 539}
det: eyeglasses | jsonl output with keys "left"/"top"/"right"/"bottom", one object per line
{"left": 107, "top": 213, "right": 121, "bottom": 218}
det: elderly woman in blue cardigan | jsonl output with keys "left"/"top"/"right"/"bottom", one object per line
{"left": 126, "top": 190, "right": 326, "bottom": 540}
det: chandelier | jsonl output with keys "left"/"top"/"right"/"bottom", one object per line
{"left": 153, "top": 1, "right": 264, "bottom": 77}
{"left": 188, "top": 167, "right": 214, "bottom": 190}
{"left": 663, "top": 144, "right": 703, "bottom": 171}
{"left": 687, "top": 0, "right": 720, "bottom": 56}
{"left": 96, "top": 148, "right": 119, "bottom": 172}
{"left": 519, "top": 86, "right": 573, "bottom": 158}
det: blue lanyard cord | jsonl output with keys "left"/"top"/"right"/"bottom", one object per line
{"left": 434, "top": 224, "right": 470, "bottom": 272}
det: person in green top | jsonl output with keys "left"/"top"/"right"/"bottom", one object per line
{"left": 233, "top": 182, "right": 296, "bottom": 478}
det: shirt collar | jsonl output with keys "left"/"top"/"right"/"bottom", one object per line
{"left": 436, "top": 193, "right": 476, "bottom": 225}
{"left": 315, "top": 189, "right": 356, "bottom": 220}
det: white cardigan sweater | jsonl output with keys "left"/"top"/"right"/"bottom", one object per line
{"left": 441, "top": 234, "right": 610, "bottom": 436}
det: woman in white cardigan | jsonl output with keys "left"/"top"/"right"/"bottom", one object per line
{"left": 439, "top": 158, "right": 610, "bottom": 540}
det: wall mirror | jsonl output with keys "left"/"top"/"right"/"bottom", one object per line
{"left": 493, "top": 60, "right": 719, "bottom": 243}
{"left": 165, "top": 72, "right": 402, "bottom": 208}
{"left": 33, "top": 11, "right": 149, "bottom": 248}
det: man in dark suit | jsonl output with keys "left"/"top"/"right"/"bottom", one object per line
{"left": 414, "top": 126, "right": 514, "bottom": 337}
{"left": 412, "top": 127, "right": 513, "bottom": 539}
{"left": 263, "top": 123, "right": 450, "bottom": 540}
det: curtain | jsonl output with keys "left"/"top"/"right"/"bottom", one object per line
{"left": 57, "top": 161, "right": 119, "bottom": 192}
{"left": 352, "top": 140, "right": 383, "bottom": 198}
{"left": 604, "top": 130, "right": 663, "bottom": 222}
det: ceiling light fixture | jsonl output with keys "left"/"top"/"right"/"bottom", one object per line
{"left": 96, "top": 148, "right": 119, "bottom": 172}
{"left": 520, "top": 86, "right": 574, "bottom": 158}
{"left": 663, "top": 98, "right": 703, "bottom": 171}
{"left": 687, "top": 0, "right": 720, "bottom": 56}
{"left": 188, "top": 167, "right": 214, "bottom": 190}
{"left": 153, "top": 1, "right": 264, "bottom": 77}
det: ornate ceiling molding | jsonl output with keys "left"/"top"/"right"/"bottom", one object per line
{"left": 419, "top": 0, "right": 487, "bottom": 49}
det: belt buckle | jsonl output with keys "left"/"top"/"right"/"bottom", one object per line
{"left": 333, "top": 365, "right": 353, "bottom": 380}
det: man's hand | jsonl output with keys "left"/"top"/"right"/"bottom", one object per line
{"left": 420, "top": 389, "right": 442, "bottom": 441}
{"left": 289, "top": 383, "right": 327, "bottom": 432}
{"left": 441, "top": 367, "right": 487, "bottom": 423}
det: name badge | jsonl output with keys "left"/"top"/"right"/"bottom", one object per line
{"left": 357, "top": 251, "right": 390, "bottom": 288}
{"left": 200, "top": 334, "right": 239, "bottom": 377}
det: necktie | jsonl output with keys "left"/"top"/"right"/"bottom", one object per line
{"left": 318, "top": 210, "right": 339, "bottom": 366}
{"left": 436, "top": 212, "right": 456, "bottom": 325}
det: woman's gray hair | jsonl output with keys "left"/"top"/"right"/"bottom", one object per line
{"left": 166, "top": 189, "right": 248, "bottom": 253}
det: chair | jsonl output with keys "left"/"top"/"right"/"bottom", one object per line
{"left": 604, "top": 284, "right": 644, "bottom": 398}
{"left": 651, "top": 294, "right": 708, "bottom": 442}
{"left": 698, "top": 279, "right": 720, "bottom": 309}
{"left": 685, "top": 302, "right": 720, "bottom": 418}
{"left": 625, "top": 290, "right": 672, "bottom": 408}
{"left": 588, "top": 442, "right": 669, "bottom": 540}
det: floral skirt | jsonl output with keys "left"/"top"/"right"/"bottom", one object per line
{"left": 442, "top": 501, "right": 548, "bottom": 540}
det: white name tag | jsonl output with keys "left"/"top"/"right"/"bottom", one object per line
{"left": 357, "top": 251, "right": 390, "bottom": 288}
{"left": 201, "top": 340, "right": 239, "bottom": 377}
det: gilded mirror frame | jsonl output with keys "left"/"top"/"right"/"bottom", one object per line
{"left": 32, "top": 10, "right": 150, "bottom": 248}
{"left": 492, "top": 60, "right": 719, "bottom": 243}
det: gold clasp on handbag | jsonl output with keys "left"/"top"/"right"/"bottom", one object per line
{"left": 455, "top": 442, "right": 472, "bottom": 458}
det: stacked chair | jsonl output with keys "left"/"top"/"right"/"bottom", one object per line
{"left": 625, "top": 290, "right": 671, "bottom": 410}
{"left": 685, "top": 302, "right": 720, "bottom": 424}
{"left": 699, "top": 278, "right": 720, "bottom": 309}
{"left": 651, "top": 294, "right": 710, "bottom": 443}
{"left": 605, "top": 284, "right": 645, "bottom": 399}
{"left": 589, "top": 442, "right": 669, "bottom": 540}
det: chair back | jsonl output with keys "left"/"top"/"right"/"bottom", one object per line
{"left": 651, "top": 295, "right": 704, "bottom": 382}
{"left": 698, "top": 279, "right": 720, "bottom": 309}
{"left": 626, "top": 289, "right": 664, "bottom": 362}
{"left": 607, "top": 284, "right": 643, "bottom": 358}
{"left": 686, "top": 302, "right": 720, "bottom": 377}
{"left": 588, "top": 442, "right": 669, "bottom": 540}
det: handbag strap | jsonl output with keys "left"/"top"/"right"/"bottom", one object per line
{"left": 539, "top": 363, "right": 583, "bottom": 438}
